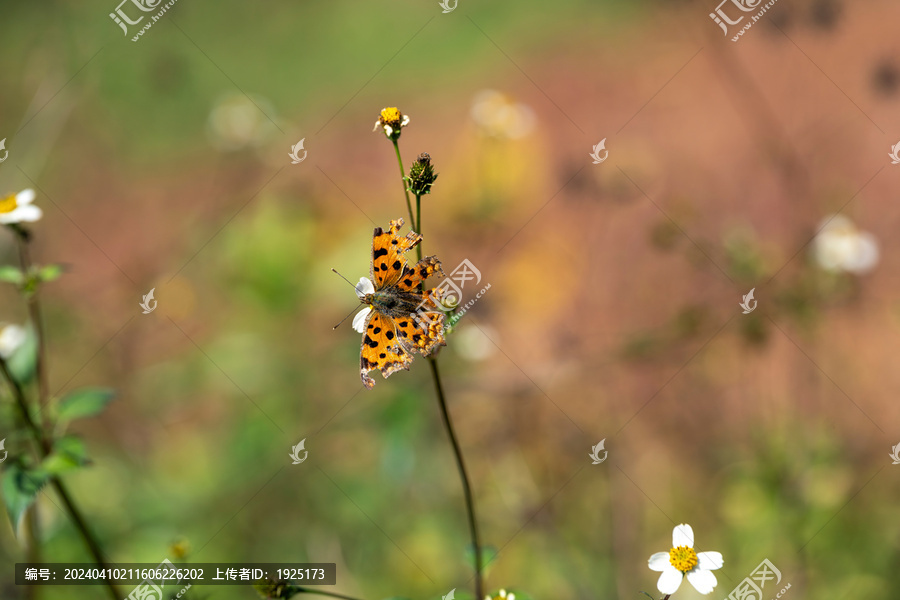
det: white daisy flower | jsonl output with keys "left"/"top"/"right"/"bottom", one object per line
{"left": 812, "top": 214, "right": 879, "bottom": 275}
{"left": 0, "top": 189, "right": 42, "bottom": 224}
{"left": 648, "top": 523, "right": 723, "bottom": 596}
{"left": 0, "top": 323, "right": 26, "bottom": 360}
{"left": 352, "top": 277, "right": 375, "bottom": 333}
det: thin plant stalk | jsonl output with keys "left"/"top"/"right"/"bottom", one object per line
{"left": 415, "top": 194, "right": 422, "bottom": 262}
{"left": 24, "top": 507, "right": 40, "bottom": 600}
{"left": 0, "top": 359, "right": 122, "bottom": 600}
{"left": 49, "top": 479, "right": 122, "bottom": 600}
{"left": 391, "top": 144, "right": 484, "bottom": 599}
{"left": 15, "top": 234, "right": 49, "bottom": 419}
{"left": 392, "top": 139, "right": 416, "bottom": 228}
{"left": 4, "top": 230, "right": 123, "bottom": 600}
{"left": 1, "top": 357, "right": 43, "bottom": 600}
{"left": 427, "top": 356, "right": 484, "bottom": 600}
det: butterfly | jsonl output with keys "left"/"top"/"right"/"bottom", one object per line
{"left": 352, "top": 218, "right": 447, "bottom": 389}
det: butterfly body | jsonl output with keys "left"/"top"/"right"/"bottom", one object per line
{"left": 352, "top": 219, "right": 448, "bottom": 389}
{"left": 362, "top": 290, "right": 425, "bottom": 317}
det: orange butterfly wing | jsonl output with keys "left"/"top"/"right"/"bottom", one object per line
{"left": 396, "top": 308, "right": 446, "bottom": 357}
{"left": 360, "top": 311, "right": 413, "bottom": 389}
{"left": 394, "top": 255, "right": 443, "bottom": 292}
{"left": 371, "top": 218, "right": 422, "bottom": 289}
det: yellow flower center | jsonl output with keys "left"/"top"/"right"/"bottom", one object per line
{"left": 669, "top": 545, "right": 698, "bottom": 572}
{"left": 0, "top": 194, "right": 18, "bottom": 214}
{"left": 380, "top": 107, "right": 402, "bottom": 126}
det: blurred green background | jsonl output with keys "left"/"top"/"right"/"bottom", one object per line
{"left": 2, "top": 0, "right": 900, "bottom": 599}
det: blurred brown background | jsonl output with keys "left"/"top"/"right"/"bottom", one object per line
{"left": 1, "top": 0, "right": 899, "bottom": 598}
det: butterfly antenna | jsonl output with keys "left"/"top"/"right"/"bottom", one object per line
{"left": 332, "top": 306, "right": 360, "bottom": 330}
{"left": 332, "top": 269, "right": 365, "bottom": 329}
{"left": 331, "top": 268, "right": 357, "bottom": 288}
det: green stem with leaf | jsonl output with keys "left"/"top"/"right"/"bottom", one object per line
{"left": 0, "top": 359, "right": 121, "bottom": 600}
{"left": 3, "top": 227, "right": 122, "bottom": 600}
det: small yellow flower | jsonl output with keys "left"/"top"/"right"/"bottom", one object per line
{"left": 0, "top": 189, "right": 41, "bottom": 225}
{"left": 169, "top": 538, "right": 191, "bottom": 560}
{"left": 373, "top": 107, "right": 410, "bottom": 140}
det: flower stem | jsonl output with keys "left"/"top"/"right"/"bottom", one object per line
{"left": 391, "top": 128, "right": 482, "bottom": 599}
{"left": 392, "top": 139, "right": 416, "bottom": 229}
{"left": 0, "top": 357, "right": 43, "bottom": 600}
{"left": 0, "top": 360, "right": 121, "bottom": 600}
{"left": 414, "top": 194, "right": 423, "bottom": 262}
{"left": 15, "top": 234, "right": 50, "bottom": 417}
{"left": 4, "top": 230, "right": 122, "bottom": 600}
{"left": 427, "top": 357, "right": 484, "bottom": 600}
{"left": 0, "top": 359, "right": 48, "bottom": 453}
{"left": 50, "top": 478, "right": 122, "bottom": 600}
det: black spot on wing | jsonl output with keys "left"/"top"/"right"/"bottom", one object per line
{"left": 373, "top": 248, "right": 389, "bottom": 259}
{"left": 364, "top": 336, "right": 379, "bottom": 348}
{"left": 385, "top": 330, "right": 394, "bottom": 340}
{"left": 392, "top": 260, "right": 402, "bottom": 270}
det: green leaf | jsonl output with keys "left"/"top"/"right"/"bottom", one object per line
{"left": 464, "top": 544, "right": 499, "bottom": 572}
{"left": 6, "top": 325, "right": 38, "bottom": 385}
{"left": 38, "top": 264, "right": 65, "bottom": 283}
{"left": 0, "top": 265, "right": 24, "bottom": 285}
{"left": 1, "top": 463, "right": 48, "bottom": 529}
{"left": 57, "top": 388, "right": 116, "bottom": 422}
{"left": 41, "top": 437, "right": 90, "bottom": 475}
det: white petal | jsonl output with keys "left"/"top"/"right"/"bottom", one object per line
{"left": 355, "top": 277, "right": 375, "bottom": 298}
{"left": 846, "top": 233, "right": 879, "bottom": 274}
{"left": 0, "top": 324, "right": 26, "bottom": 359}
{"left": 384, "top": 125, "right": 393, "bottom": 137}
{"left": 351, "top": 307, "right": 372, "bottom": 333}
{"left": 12, "top": 205, "right": 42, "bottom": 223}
{"left": 686, "top": 568, "right": 718, "bottom": 595}
{"left": 401, "top": 115, "right": 410, "bottom": 126}
{"left": 656, "top": 566, "right": 683, "bottom": 594}
{"left": 648, "top": 552, "right": 670, "bottom": 572}
{"left": 16, "top": 189, "right": 35, "bottom": 205}
{"left": 696, "top": 551, "right": 724, "bottom": 571}
{"left": 672, "top": 523, "right": 694, "bottom": 548}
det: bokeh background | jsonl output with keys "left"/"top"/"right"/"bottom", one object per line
{"left": 1, "top": 0, "right": 900, "bottom": 598}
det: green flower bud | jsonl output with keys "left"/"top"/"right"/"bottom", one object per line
{"left": 406, "top": 152, "right": 439, "bottom": 196}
